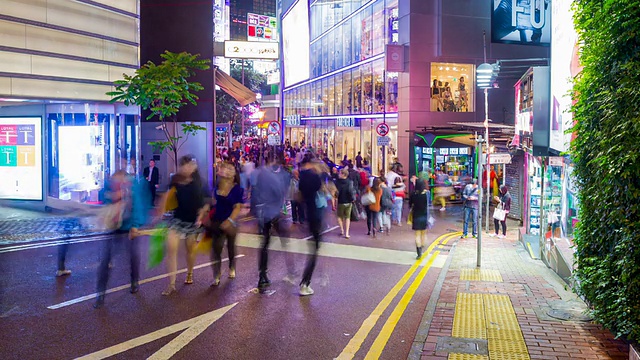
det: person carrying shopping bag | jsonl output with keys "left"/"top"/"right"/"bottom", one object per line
{"left": 334, "top": 168, "right": 356, "bottom": 239}
{"left": 491, "top": 185, "right": 511, "bottom": 238}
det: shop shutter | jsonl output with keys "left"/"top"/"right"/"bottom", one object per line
{"left": 505, "top": 153, "right": 524, "bottom": 220}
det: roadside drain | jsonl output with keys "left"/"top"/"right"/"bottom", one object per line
{"left": 436, "top": 337, "right": 488, "bottom": 356}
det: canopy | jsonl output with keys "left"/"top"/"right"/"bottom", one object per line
{"left": 214, "top": 68, "right": 257, "bottom": 106}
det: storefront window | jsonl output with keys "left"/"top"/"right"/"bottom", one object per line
{"left": 321, "top": 77, "right": 329, "bottom": 115}
{"left": 333, "top": 24, "right": 343, "bottom": 70}
{"left": 343, "top": 70, "right": 353, "bottom": 115}
{"left": 352, "top": 67, "right": 362, "bottom": 114}
{"left": 326, "top": 75, "right": 335, "bottom": 115}
{"left": 335, "top": 72, "right": 344, "bottom": 115}
{"left": 311, "top": 42, "right": 321, "bottom": 78}
{"left": 430, "top": 62, "right": 475, "bottom": 112}
{"left": 360, "top": 5, "right": 373, "bottom": 60}
{"left": 362, "top": 63, "right": 374, "bottom": 114}
{"left": 322, "top": 36, "right": 329, "bottom": 75}
{"left": 387, "top": 71, "right": 399, "bottom": 113}
{"left": 373, "top": 60, "right": 385, "bottom": 113}
{"left": 372, "top": 0, "right": 385, "bottom": 56}
{"left": 352, "top": 11, "right": 362, "bottom": 63}
{"left": 342, "top": 19, "right": 352, "bottom": 69}
{"left": 313, "top": 81, "right": 322, "bottom": 116}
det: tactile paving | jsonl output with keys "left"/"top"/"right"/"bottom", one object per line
{"left": 488, "top": 340, "right": 529, "bottom": 354}
{"left": 459, "top": 269, "right": 504, "bottom": 282}
{"left": 448, "top": 354, "right": 489, "bottom": 360}
{"left": 488, "top": 351, "right": 531, "bottom": 360}
{"left": 486, "top": 328, "right": 525, "bottom": 341}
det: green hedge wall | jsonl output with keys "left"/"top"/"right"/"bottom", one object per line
{"left": 572, "top": 0, "right": 640, "bottom": 344}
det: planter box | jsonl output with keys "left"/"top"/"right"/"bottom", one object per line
{"left": 631, "top": 344, "right": 639, "bottom": 360}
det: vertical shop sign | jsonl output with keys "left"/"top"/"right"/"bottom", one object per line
{"left": 388, "top": 7, "right": 399, "bottom": 44}
{"left": 0, "top": 117, "right": 43, "bottom": 200}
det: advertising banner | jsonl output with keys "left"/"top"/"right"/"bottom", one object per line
{"left": 492, "top": 0, "right": 551, "bottom": 46}
{"left": 248, "top": 13, "right": 278, "bottom": 42}
{"left": 0, "top": 117, "right": 43, "bottom": 200}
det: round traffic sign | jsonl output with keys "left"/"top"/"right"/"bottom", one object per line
{"left": 267, "top": 121, "right": 280, "bottom": 135}
{"left": 376, "top": 123, "right": 390, "bottom": 137}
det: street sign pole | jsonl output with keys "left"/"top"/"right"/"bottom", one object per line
{"left": 476, "top": 134, "right": 484, "bottom": 268}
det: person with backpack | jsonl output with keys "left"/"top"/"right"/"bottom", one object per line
{"left": 334, "top": 168, "right": 356, "bottom": 238}
{"left": 409, "top": 178, "right": 431, "bottom": 259}
{"left": 461, "top": 178, "right": 479, "bottom": 239}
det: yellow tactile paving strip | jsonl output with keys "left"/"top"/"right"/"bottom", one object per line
{"left": 449, "top": 294, "right": 530, "bottom": 360}
{"left": 459, "top": 269, "right": 504, "bottom": 282}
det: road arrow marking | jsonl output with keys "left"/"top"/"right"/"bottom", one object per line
{"left": 75, "top": 303, "right": 237, "bottom": 360}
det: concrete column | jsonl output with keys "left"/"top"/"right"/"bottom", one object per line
{"left": 397, "top": 0, "right": 440, "bottom": 175}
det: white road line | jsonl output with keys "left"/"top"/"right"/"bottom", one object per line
{"left": 0, "top": 236, "right": 110, "bottom": 253}
{"left": 47, "top": 255, "right": 245, "bottom": 310}
{"left": 74, "top": 303, "right": 237, "bottom": 360}
{"left": 302, "top": 225, "right": 340, "bottom": 240}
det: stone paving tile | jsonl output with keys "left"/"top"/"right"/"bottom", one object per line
{"left": 418, "top": 225, "right": 629, "bottom": 360}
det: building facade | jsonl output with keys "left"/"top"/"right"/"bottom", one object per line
{"left": 280, "top": 0, "right": 550, "bottom": 177}
{"left": 0, "top": 0, "right": 140, "bottom": 208}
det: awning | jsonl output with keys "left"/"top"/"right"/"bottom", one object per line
{"left": 214, "top": 68, "right": 257, "bottom": 106}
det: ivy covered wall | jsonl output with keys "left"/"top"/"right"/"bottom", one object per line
{"left": 572, "top": 0, "right": 640, "bottom": 344}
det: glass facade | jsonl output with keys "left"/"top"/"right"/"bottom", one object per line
{"left": 284, "top": 0, "right": 399, "bottom": 173}
{"left": 430, "top": 62, "right": 475, "bottom": 112}
{"left": 47, "top": 104, "right": 139, "bottom": 204}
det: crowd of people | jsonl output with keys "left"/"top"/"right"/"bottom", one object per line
{"left": 54, "top": 140, "right": 512, "bottom": 308}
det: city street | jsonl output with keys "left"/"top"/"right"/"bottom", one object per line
{"left": 0, "top": 211, "right": 457, "bottom": 360}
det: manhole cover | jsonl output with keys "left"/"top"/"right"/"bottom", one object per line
{"left": 436, "top": 336, "right": 488, "bottom": 355}
{"left": 547, "top": 309, "right": 593, "bottom": 322}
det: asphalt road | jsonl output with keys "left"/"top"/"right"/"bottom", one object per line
{"left": 0, "top": 211, "right": 460, "bottom": 360}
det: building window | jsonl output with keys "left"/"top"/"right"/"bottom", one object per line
{"left": 430, "top": 63, "right": 475, "bottom": 112}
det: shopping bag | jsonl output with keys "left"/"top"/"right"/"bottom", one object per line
{"left": 164, "top": 187, "right": 178, "bottom": 212}
{"left": 407, "top": 210, "right": 413, "bottom": 225}
{"left": 361, "top": 191, "right": 375, "bottom": 206}
{"left": 195, "top": 233, "right": 213, "bottom": 255}
{"left": 99, "top": 202, "right": 125, "bottom": 231}
{"left": 428, "top": 215, "right": 435, "bottom": 229}
{"left": 493, "top": 208, "right": 507, "bottom": 221}
{"left": 148, "top": 225, "right": 167, "bottom": 268}
{"left": 350, "top": 204, "right": 359, "bottom": 222}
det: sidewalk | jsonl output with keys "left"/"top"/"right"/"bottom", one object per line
{"left": 414, "top": 223, "right": 629, "bottom": 359}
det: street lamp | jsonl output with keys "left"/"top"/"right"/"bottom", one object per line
{"left": 476, "top": 62, "right": 498, "bottom": 232}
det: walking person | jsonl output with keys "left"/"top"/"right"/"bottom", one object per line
{"left": 334, "top": 168, "right": 356, "bottom": 238}
{"left": 297, "top": 158, "right": 326, "bottom": 296}
{"left": 157, "top": 155, "right": 209, "bottom": 295}
{"left": 143, "top": 159, "right": 159, "bottom": 206}
{"left": 391, "top": 177, "right": 406, "bottom": 225}
{"left": 289, "top": 170, "right": 306, "bottom": 225}
{"left": 364, "top": 178, "right": 383, "bottom": 237}
{"left": 491, "top": 185, "right": 511, "bottom": 238}
{"left": 209, "top": 162, "right": 243, "bottom": 286}
{"left": 380, "top": 179, "right": 394, "bottom": 235}
{"left": 409, "top": 179, "right": 430, "bottom": 259}
{"left": 94, "top": 159, "right": 150, "bottom": 308}
{"left": 253, "top": 154, "right": 296, "bottom": 292}
{"left": 461, "top": 179, "right": 479, "bottom": 239}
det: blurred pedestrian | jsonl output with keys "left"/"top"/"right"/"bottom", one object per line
{"left": 143, "top": 159, "right": 159, "bottom": 206}
{"left": 334, "top": 168, "right": 356, "bottom": 239}
{"left": 409, "top": 179, "right": 430, "bottom": 259}
{"left": 94, "top": 158, "right": 150, "bottom": 308}
{"left": 289, "top": 170, "right": 305, "bottom": 224}
{"left": 252, "top": 153, "right": 296, "bottom": 292}
{"left": 380, "top": 178, "right": 394, "bottom": 235}
{"left": 209, "top": 162, "right": 243, "bottom": 286}
{"left": 297, "top": 158, "right": 326, "bottom": 296}
{"left": 391, "top": 177, "right": 406, "bottom": 225}
{"left": 365, "top": 178, "right": 383, "bottom": 237}
{"left": 157, "top": 155, "right": 209, "bottom": 296}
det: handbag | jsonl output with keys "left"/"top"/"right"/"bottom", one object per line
{"left": 493, "top": 204, "right": 507, "bottom": 221}
{"left": 407, "top": 210, "right": 413, "bottom": 225}
{"left": 361, "top": 191, "right": 375, "bottom": 206}
{"left": 148, "top": 224, "right": 167, "bottom": 268}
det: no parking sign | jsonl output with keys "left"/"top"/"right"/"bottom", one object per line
{"left": 376, "top": 123, "right": 390, "bottom": 137}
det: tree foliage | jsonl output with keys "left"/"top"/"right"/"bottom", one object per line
{"left": 571, "top": 0, "right": 640, "bottom": 344}
{"left": 107, "top": 51, "right": 210, "bottom": 170}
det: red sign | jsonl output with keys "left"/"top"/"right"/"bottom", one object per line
{"left": 376, "top": 123, "right": 390, "bottom": 137}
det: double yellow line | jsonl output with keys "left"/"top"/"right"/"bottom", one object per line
{"left": 337, "top": 231, "right": 461, "bottom": 360}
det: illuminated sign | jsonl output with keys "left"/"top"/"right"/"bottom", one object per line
{"left": 247, "top": 13, "right": 278, "bottom": 42}
{"left": 492, "top": 0, "right": 550, "bottom": 46}
{"left": 224, "top": 41, "right": 279, "bottom": 60}
{"left": 0, "top": 117, "right": 43, "bottom": 200}
{"left": 336, "top": 117, "right": 355, "bottom": 128}
{"left": 285, "top": 115, "right": 301, "bottom": 127}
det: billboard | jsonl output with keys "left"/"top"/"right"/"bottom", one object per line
{"left": 224, "top": 41, "right": 279, "bottom": 59}
{"left": 248, "top": 13, "right": 278, "bottom": 42}
{"left": 550, "top": 0, "right": 578, "bottom": 153}
{"left": 0, "top": 117, "right": 43, "bottom": 200}
{"left": 492, "top": 0, "right": 551, "bottom": 45}
{"left": 282, "top": 0, "right": 310, "bottom": 87}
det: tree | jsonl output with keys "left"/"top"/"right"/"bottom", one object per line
{"left": 572, "top": 0, "right": 640, "bottom": 345}
{"left": 107, "top": 51, "right": 211, "bottom": 171}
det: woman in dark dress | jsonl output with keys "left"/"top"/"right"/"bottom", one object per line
{"left": 409, "top": 179, "right": 430, "bottom": 259}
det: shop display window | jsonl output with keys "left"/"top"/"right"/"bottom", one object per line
{"left": 372, "top": 0, "right": 385, "bottom": 55}
{"left": 362, "top": 63, "right": 374, "bottom": 114}
{"left": 373, "top": 61, "right": 385, "bottom": 113}
{"left": 343, "top": 70, "right": 353, "bottom": 115}
{"left": 430, "top": 63, "right": 475, "bottom": 112}
{"left": 352, "top": 66, "right": 362, "bottom": 114}
{"left": 386, "top": 71, "right": 399, "bottom": 113}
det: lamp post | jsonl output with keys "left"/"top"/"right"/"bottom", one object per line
{"left": 476, "top": 63, "right": 494, "bottom": 232}
{"left": 475, "top": 134, "right": 485, "bottom": 267}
